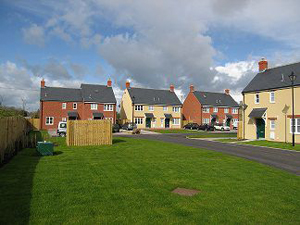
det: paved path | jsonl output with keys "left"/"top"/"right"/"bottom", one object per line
{"left": 117, "top": 133, "right": 300, "bottom": 176}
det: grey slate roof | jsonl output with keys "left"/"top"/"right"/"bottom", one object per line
{"left": 127, "top": 87, "right": 182, "bottom": 105}
{"left": 81, "top": 84, "right": 116, "bottom": 103}
{"left": 243, "top": 62, "right": 300, "bottom": 93}
{"left": 248, "top": 108, "right": 267, "bottom": 118}
{"left": 41, "top": 87, "right": 82, "bottom": 102}
{"left": 193, "top": 91, "right": 239, "bottom": 107}
{"left": 40, "top": 84, "right": 116, "bottom": 104}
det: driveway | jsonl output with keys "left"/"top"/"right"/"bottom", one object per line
{"left": 118, "top": 133, "right": 300, "bottom": 176}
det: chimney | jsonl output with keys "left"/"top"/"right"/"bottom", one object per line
{"left": 190, "top": 84, "right": 195, "bottom": 93}
{"left": 107, "top": 78, "right": 112, "bottom": 87}
{"left": 225, "top": 89, "right": 230, "bottom": 95}
{"left": 41, "top": 79, "right": 45, "bottom": 88}
{"left": 258, "top": 57, "right": 268, "bottom": 72}
{"left": 126, "top": 81, "right": 130, "bottom": 89}
{"left": 170, "top": 84, "right": 175, "bottom": 92}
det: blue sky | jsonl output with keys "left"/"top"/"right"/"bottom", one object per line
{"left": 1, "top": 0, "right": 300, "bottom": 111}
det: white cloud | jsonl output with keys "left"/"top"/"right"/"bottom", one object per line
{"left": 22, "top": 24, "right": 45, "bottom": 47}
{"left": 215, "top": 61, "right": 256, "bottom": 81}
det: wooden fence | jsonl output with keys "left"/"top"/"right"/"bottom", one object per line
{"left": 27, "top": 118, "right": 40, "bottom": 130}
{"left": 67, "top": 120, "right": 112, "bottom": 146}
{"left": 0, "top": 117, "right": 33, "bottom": 164}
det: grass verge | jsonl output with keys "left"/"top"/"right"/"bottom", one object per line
{"left": 151, "top": 129, "right": 200, "bottom": 133}
{"left": 0, "top": 136, "right": 299, "bottom": 224}
{"left": 242, "top": 140, "right": 300, "bottom": 151}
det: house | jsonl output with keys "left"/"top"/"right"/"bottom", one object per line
{"left": 242, "top": 58, "right": 300, "bottom": 143}
{"left": 40, "top": 79, "right": 117, "bottom": 130}
{"left": 120, "top": 81, "right": 182, "bottom": 129}
{"left": 182, "top": 85, "right": 239, "bottom": 128}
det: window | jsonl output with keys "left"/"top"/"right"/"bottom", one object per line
{"left": 62, "top": 103, "right": 66, "bottom": 109}
{"left": 73, "top": 103, "right": 77, "bottom": 109}
{"left": 232, "top": 108, "right": 238, "bottom": 114}
{"left": 213, "top": 107, "right": 218, "bottom": 113}
{"left": 104, "top": 104, "right": 113, "bottom": 111}
{"left": 232, "top": 118, "right": 238, "bottom": 123}
{"left": 270, "top": 92, "right": 275, "bottom": 103}
{"left": 202, "top": 107, "right": 210, "bottom": 113}
{"left": 255, "top": 93, "right": 259, "bottom": 104}
{"left": 149, "top": 105, "right": 154, "bottom": 111}
{"left": 62, "top": 117, "right": 67, "bottom": 122}
{"left": 203, "top": 118, "right": 210, "bottom": 124}
{"left": 135, "top": 118, "right": 143, "bottom": 124}
{"left": 173, "top": 107, "right": 180, "bottom": 112}
{"left": 270, "top": 120, "right": 275, "bottom": 130}
{"left": 46, "top": 117, "right": 54, "bottom": 125}
{"left": 163, "top": 106, "right": 168, "bottom": 111}
{"left": 105, "top": 117, "right": 113, "bottom": 121}
{"left": 135, "top": 105, "right": 143, "bottom": 111}
{"left": 172, "top": 118, "right": 180, "bottom": 125}
{"left": 161, "top": 118, "right": 164, "bottom": 127}
{"left": 290, "top": 118, "right": 300, "bottom": 134}
{"left": 224, "top": 108, "right": 229, "bottom": 113}
{"left": 91, "top": 104, "right": 98, "bottom": 110}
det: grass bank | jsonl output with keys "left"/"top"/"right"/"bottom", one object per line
{"left": 242, "top": 140, "right": 300, "bottom": 151}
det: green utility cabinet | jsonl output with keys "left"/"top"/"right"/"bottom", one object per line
{"left": 37, "top": 142, "right": 54, "bottom": 156}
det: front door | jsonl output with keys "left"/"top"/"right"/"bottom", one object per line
{"left": 256, "top": 119, "right": 265, "bottom": 139}
{"left": 146, "top": 118, "right": 151, "bottom": 128}
{"left": 165, "top": 118, "right": 170, "bottom": 128}
{"left": 226, "top": 118, "right": 231, "bottom": 127}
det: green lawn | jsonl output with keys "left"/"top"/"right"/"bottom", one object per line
{"left": 1, "top": 136, "right": 300, "bottom": 224}
{"left": 242, "top": 140, "right": 300, "bottom": 151}
{"left": 151, "top": 129, "right": 200, "bottom": 133}
{"left": 213, "top": 138, "right": 238, "bottom": 143}
{"left": 188, "top": 132, "right": 237, "bottom": 139}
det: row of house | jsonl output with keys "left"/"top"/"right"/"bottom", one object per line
{"left": 40, "top": 80, "right": 239, "bottom": 130}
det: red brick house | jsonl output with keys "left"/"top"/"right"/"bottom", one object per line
{"left": 182, "top": 85, "right": 239, "bottom": 128}
{"left": 40, "top": 79, "right": 117, "bottom": 130}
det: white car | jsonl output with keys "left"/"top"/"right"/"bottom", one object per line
{"left": 214, "top": 123, "right": 230, "bottom": 131}
{"left": 57, "top": 121, "right": 67, "bottom": 137}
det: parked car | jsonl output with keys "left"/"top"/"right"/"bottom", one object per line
{"left": 112, "top": 124, "right": 120, "bottom": 133}
{"left": 214, "top": 123, "right": 230, "bottom": 131}
{"left": 57, "top": 121, "right": 67, "bottom": 137}
{"left": 198, "top": 124, "right": 215, "bottom": 131}
{"left": 183, "top": 123, "right": 200, "bottom": 130}
{"left": 233, "top": 121, "right": 238, "bottom": 130}
{"left": 122, "top": 122, "right": 137, "bottom": 130}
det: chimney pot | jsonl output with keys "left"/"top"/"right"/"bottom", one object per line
{"left": 126, "top": 81, "right": 130, "bottom": 89}
{"left": 190, "top": 84, "right": 195, "bottom": 92}
{"left": 107, "top": 78, "right": 112, "bottom": 87}
{"left": 258, "top": 57, "right": 268, "bottom": 72}
{"left": 41, "top": 79, "right": 45, "bottom": 88}
{"left": 225, "top": 89, "right": 230, "bottom": 95}
{"left": 170, "top": 84, "right": 175, "bottom": 92}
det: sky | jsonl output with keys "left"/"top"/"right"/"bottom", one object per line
{"left": 1, "top": 0, "right": 300, "bottom": 111}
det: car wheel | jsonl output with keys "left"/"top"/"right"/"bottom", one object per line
{"left": 221, "top": 128, "right": 224, "bottom": 131}
{"left": 60, "top": 133, "right": 66, "bottom": 137}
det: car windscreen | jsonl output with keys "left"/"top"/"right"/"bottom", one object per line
{"left": 60, "top": 123, "right": 67, "bottom": 128}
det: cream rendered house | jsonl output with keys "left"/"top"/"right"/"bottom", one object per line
{"left": 120, "top": 81, "right": 182, "bottom": 129}
{"left": 242, "top": 59, "right": 300, "bottom": 143}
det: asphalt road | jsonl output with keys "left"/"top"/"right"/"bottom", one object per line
{"left": 120, "top": 133, "right": 300, "bottom": 176}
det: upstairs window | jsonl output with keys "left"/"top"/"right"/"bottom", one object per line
{"left": 135, "top": 105, "right": 143, "bottom": 111}
{"left": 73, "top": 103, "right": 77, "bottom": 109}
{"left": 104, "top": 104, "right": 113, "bottom": 111}
{"left": 224, "top": 108, "right": 229, "bottom": 113}
{"left": 213, "top": 107, "right": 218, "bottom": 113}
{"left": 232, "top": 108, "right": 238, "bottom": 114}
{"left": 149, "top": 105, "right": 154, "bottom": 111}
{"left": 202, "top": 107, "right": 209, "bottom": 113}
{"left": 62, "top": 103, "right": 66, "bottom": 109}
{"left": 255, "top": 93, "right": 260, "bottom": 104}
{"left": 173, "top": 107, "right": 180, "bottom": 112}
{"left": 163, "top": 106, "right": 168, "bottom": 111}
{"left": 270, "top": 91, "right": 275, "bottom": 103}
{"left": 91, "top": 104, "right": 98, "bottom": 110}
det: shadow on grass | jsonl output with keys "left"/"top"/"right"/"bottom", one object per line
{"left": 0, "top": 130, "right": 43, "bottom": 224}
{"left": 53, "top": 151, "right": 63, "bottom": 156}
{"left": 113, "top": 139, "right": 127, "bottom": 144}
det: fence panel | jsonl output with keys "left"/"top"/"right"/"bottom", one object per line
{"left": 26, "top": 118, "right": 40, "bottom": 130}
{"left": 67, "top": 120, "right": 112, "bottom": 146}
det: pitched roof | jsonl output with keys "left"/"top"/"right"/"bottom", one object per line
{"left": 80, "top": 84, "right": 116, "bottom": 103}
{"left": 40, "top": 87, "right": 82, "bottom": 102}
{"left": 127, "top": 87, "right": 182, "bottom": 105}
{"left": 40, "top": 84, "right": 117, "bottom": 103}
{"left": 193, "top": 91, "right": 239, "bottom": 107}
{"left": 242, "top": 62, "right": 300, "bottom": 93}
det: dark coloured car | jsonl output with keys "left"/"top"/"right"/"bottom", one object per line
{"left": 198, "top": 124, "right": 215, "bottom": 131}
{"left": 112, "top": 124, "right": 120, "bottom": 133}
{"left": 183, "top": 123, "right": 200, "bottom": 130}
{"left": 122, "top": 122, "right": 137, "bottom": 130}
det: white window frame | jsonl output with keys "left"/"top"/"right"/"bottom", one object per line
{"left": 135, "top": 117, "right": 143, "bottom": 124}
{"left": 160, "top": 118, "right": 164, "bottom": 127}
{"left": 202, "top": 107, "right": 210, "bottom": 113}
{"left": 62, "top": 103, "right": 66, "bottom": 109}
{"left": 172, "top": 118, "right": 180, "bottom": 125}
{"left": 73, "top": 103, "right": 77, "bottom": 109}
{"left": 224, "top": 108, "right": 229, "bottom": 113}
{"left": 270, "top": 91, "right": 275, "bottom": 103}
{"left": 149, "top": 105, "right": 154, "bottom": 111}
{"left": 135, "top": 105, "right": 144, "bottom": 111}
{"left": 213, "top": 107, "right": 218, "bottom": 113}
{"left": 270, "top": 120, "right": 275, "bottom": 130}
{"left": 91, "top": 104, "right": 98, "bottom": 110}
{"left": 203, "top": 118, "right": 210, "bottom": 124}
{"left": 45, "top": 117, "right": 54, "bottom": 125}
{"left": 163, "top": 106, "right": 168, "bottom": 111}
{"left": 104, "top": 104, "right": 113, "bottom": 111}
{"left": 232, "top": 108, "right": 238, "bottom": 114}
{"left": 290, "top": 118, "right": 300, "bottom": 134}
{"left": 255, "top": 93, "right": 260, "bottom": 104}
{"left": 172, "top": 107, "right": 180, "bottom": 113}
